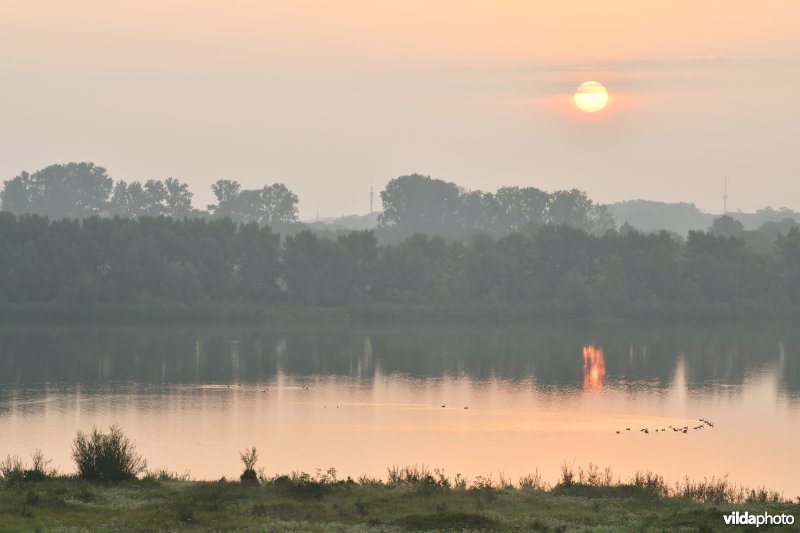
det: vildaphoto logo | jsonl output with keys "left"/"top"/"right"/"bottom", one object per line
{"left": 723, "top": 511, "right": 795, "bottom": 527}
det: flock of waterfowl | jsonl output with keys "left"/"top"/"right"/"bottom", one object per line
{"left": 616, "top": 418, "right": 715, "bottom": 435}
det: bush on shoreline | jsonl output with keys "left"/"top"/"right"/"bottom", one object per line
{"left": 0, "top": 450, "right": 56, "bottom": 484}
{"left": 239, "top": 447, "right": 259, "bottom": 485}
{"left": 72, "top": 425, "right": 147, "bottom": 482}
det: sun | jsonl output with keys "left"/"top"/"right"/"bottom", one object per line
{"left": 574, "top": 81, "right": 608, "bottom": 113}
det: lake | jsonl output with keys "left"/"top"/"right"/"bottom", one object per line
{"left": 1, "top": 322, "right": 798, "bottom": 496}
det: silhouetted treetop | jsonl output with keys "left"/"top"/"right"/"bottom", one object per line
{"left": 2, "top": 162, "right": 298, "bottom": 226}
{"left": 709, "top": 214, "right": 745, "bottom": 238}
{"left": 207, "top": 180, "right": 298, "bottom": 225}
{"left": 378, "top": 174, "right": 613, "bottom": 238}
{"left": 2, "top": 163, "right": 113, "bottom": 219}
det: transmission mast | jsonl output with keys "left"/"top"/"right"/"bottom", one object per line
{"left": 723, "top": 175, "right": 728, "bottom": 214}
{"left": 369, "top": 186, "right": 374, "bottom": 215}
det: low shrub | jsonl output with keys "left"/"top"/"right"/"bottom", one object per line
{"left": 143, "top": 468, "right": 191, "bottom": 482}
{"left": 558, "top": 460, "right": 575, "bottom": 487}
{"left": 386, "top": 465, "right": 450, "bottom": 491}
{"left": 631, "top": 471, "right": 669, "bottom": 499}
{"left": 270, "top": 469, "right": 337, "bottom": 499}
{"left": 0, "top": 455, "right": 25, "bottom": 483}
{"left": 519, "top": 469, "right": 547, "bottom": 491}
{"left": 24, "top": 450, "right": 54, "bottom": 481}
{"left": 72, "top": 425, "right": 147, "bottom": 482}
{"left": 1, "top": 450, "right": 55, "bottom": 484}
{"left": 239, "top": 446, "right": 259, "bottom": 485}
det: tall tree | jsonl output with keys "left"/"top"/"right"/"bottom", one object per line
{"left": 379, "top": 174, "right": 462, "bottom": 237}
{"left": 709, "top": 215, "right": 745, "bottom": 238}
{"left": 110, "top": 181, "right": 149, "bottom": 217}
{"left": 208, "top": 180, "right": 299, "bottom": 225}
{"left": 494, "top": 186, "right": 550, "bottom": 232}
{"left": 109, "top": 178, "right": 193, "bottom": 218}
{"left": 1, "top": 163, "right": 113, "bottom": 219}
{"left": 163, "top": 178, "right": 194, "bottom": 218}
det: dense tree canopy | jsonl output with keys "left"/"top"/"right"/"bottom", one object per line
{"left": 1, "top": 163, "right": 298, "bottom": 226}
{"left": 109, "top": 178, "right": 195, "bottom": 218}
{"left": 378, "top": 174, "right": 614, "bottom": 239}
{"left": 1, "top": 163, "right": 113, "bottom": 219}
{"left": 3, "top": 164, "right": 799, "bottom": 319}
{"left": 207, "top": 180, "right": 298, "bottom": 225}
{"left": 0, "top": 212, "right": 798, "bottom": 318}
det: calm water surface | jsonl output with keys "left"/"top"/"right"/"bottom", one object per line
{"left": 1, "top": 322, "right": 798, "bottom": 495}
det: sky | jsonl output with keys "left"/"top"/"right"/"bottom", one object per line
{"left": 1, "top": 1, "right": 798, "bottom": 219}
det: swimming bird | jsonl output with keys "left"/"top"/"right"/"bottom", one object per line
{"left": 616, "top": 431, "right": 620, "bottom": 434}
{"left": 625, "top": 428, "right": 631, "bottom": 431}
{"left": 441, "top": 405, "right": 445, "bottom": 408}
{"left": 464, "top": 406, "right": 469, "bottom": 410}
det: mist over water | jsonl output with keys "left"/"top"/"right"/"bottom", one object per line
{"left": 1, "top": 322, "right": 798, "bottom": 495}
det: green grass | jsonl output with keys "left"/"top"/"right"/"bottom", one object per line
{"left": 1, "top": 471, "right": 798, "bottom": 532}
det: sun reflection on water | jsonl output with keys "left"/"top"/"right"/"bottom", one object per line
{"left": 583, "top": 345, "right": 606, "bottom": 390}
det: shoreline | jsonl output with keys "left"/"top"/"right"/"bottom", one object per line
{"left": 2, "top": 464, "right": 797, "bottom": 531}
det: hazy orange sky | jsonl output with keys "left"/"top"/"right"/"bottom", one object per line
{"left": 1, "top": 1, "right": 798, "bottom": 218}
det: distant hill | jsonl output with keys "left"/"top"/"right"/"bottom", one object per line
{"left": 302, "top": 212, "right": 380, "bottom": 232}
{"left": 609, "top": 200, "right": 800, "bottom": 235}
{"left": 609, "top": 201, "right": 714, "bottom": 235}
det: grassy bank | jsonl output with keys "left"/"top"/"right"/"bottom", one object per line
{"left": 1, "top": 467, "right": 797, "bottom": 532}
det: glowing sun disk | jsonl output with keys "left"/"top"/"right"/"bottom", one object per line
{"left": 574, "top": 81, "right": 608, "bottom": 113}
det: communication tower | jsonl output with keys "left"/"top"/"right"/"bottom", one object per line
{"left": 724, "top": 176, "right": 728, "bottom": 214}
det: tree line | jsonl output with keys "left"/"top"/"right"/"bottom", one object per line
{"left": 378, "top": 174, "right": 615, "bottom": 239}
{"left": 0, "top": 162, "right": 299, "bottom": 224}
{"left": 1, "top": 212, "right": 798, "bottom": 318}
{"left": 1, "top": 163, "right": 614, "bottom": 239}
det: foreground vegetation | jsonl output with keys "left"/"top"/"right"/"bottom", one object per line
{"left": 2, "top": 466, "right": 798, "bottom": 532}
{"left": 2, "top": 437, "right": 797, "bottom": 532}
